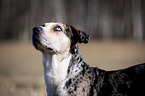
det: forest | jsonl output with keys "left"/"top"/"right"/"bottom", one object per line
{"left": 0, "top": 0, "right": 145, "bottom": 41}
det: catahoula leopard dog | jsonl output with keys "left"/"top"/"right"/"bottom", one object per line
{"left": 32, "top": 22, "right": 145, "bottom": 96}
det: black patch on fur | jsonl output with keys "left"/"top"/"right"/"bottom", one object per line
{"left": 82, "top": 88, "right": 85, "bottom": 92}
{"left": 67, "top": 68, "right": 70, "bottom": 74}
{"left": 64, "top": 25, "right": 71, "bottom": 38}
{"left": 65, "top": 79, "right": 72, "bottom": 89}
{"left": 74, "top": 86, "right": 77, "bottom": 91}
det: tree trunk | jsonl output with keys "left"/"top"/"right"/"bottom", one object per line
{"left": 132, "top": 0, "right": 143, "bottom": 41}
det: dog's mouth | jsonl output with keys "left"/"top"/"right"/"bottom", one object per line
{"left": 32, "top": 28, "right": 54, "bottom": 53}
{"left": 33, "top": 41, "right": 55, "bottom": 53}
{"left": 32, "top": 34, "right": 40, "bottom": 50}
{"left": 47, "top": 47, "right": 54, "bottom": 52}
{"left": 32, "top": 36, "right": 55, "bottom": 53}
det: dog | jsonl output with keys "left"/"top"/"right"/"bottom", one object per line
{"left": 32, "top": 22, "right": 145, "bottom": 96}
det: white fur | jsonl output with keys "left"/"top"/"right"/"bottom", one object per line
{"left": 43, "top": 51, "right": 72, "bottom": 96}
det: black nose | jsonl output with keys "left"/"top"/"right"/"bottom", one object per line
{"left": 33, "top": 27, "right": 43, "bottom": 33}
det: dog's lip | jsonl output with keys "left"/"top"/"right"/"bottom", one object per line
{"left": 46, "top": 47, "right": 54, "bottom": 52}
{"left": 32, "top": 35, "right": 55, "bottom": 52}
{"left": 32, "top": 35, "right": 40, "bottom": 49}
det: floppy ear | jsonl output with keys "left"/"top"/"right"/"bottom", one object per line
{"left": 69, "top": 25, "right": 90, "bottom": 45}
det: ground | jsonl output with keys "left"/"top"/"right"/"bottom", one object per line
{"left": 0, "top": 41, "right": 145, "bottom": 96}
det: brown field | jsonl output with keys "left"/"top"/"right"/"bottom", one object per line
{"left": 0, "top": 41, "right": 145, "bottom": 96}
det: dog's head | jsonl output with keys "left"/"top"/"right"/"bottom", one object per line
{"left": 32, "top": 22, "right": 90, "bottom": 53}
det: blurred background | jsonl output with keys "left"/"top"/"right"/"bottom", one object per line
{"left": 0, "top": 0, "right": 145, "bottom": 96}
{"left": 1, "top": 0, "right": 145, "bottom": 41}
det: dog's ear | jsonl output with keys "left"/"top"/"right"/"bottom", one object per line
{"left": 69, "top": 25, "right": 90, "bottom": 45}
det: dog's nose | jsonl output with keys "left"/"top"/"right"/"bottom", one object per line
{"left": 33, "top": 27, "right": 43, "bottom": 33}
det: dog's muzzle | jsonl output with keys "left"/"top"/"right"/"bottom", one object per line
{"left": 32, "top": 27, "right": 54, "bottom": 52}
{"left": 32, "top": 27, "right": 43, "bottom": 49}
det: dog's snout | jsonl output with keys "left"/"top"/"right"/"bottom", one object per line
{"left": 33, "top": 27, "right": 43, "bottom": 33}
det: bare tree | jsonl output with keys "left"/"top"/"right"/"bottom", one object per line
{"left": 86, "top": 0, "right": 99, "bottom": 37}
{"left": 132, "top": 0, "right": 143, "bottom": 41}
{"left": 53, "top": 0, "right": 67, "bottom": 23}
{"left": 102, "top": 0, "right": 113, "bottom": 40}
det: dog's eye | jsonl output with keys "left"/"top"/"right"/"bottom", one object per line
{"left": 53, "top": 26, "right": 62, "bottom": 31}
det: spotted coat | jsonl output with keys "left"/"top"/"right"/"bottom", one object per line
{"left": 63, "top": 45, "right": 145, "bottom": 96}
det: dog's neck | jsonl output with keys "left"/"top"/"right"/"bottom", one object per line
{"left": 42, "top": 49, "right": 72, "bottom": 95}
{"left": 42, "top": 44, "right": 85, "bottom": 95}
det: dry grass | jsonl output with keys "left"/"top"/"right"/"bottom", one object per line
{"left": 79, "top": 41, "right": 145, "bottom": 70}
{"left": 0, "top": 42, "right": 46, "bottom": 96}
{"left": 0, "top": 41, "right": 145, "bottom": 96}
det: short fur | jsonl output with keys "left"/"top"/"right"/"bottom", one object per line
{"left": 32, "top": 22, "right": 145, "bottom": 96}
